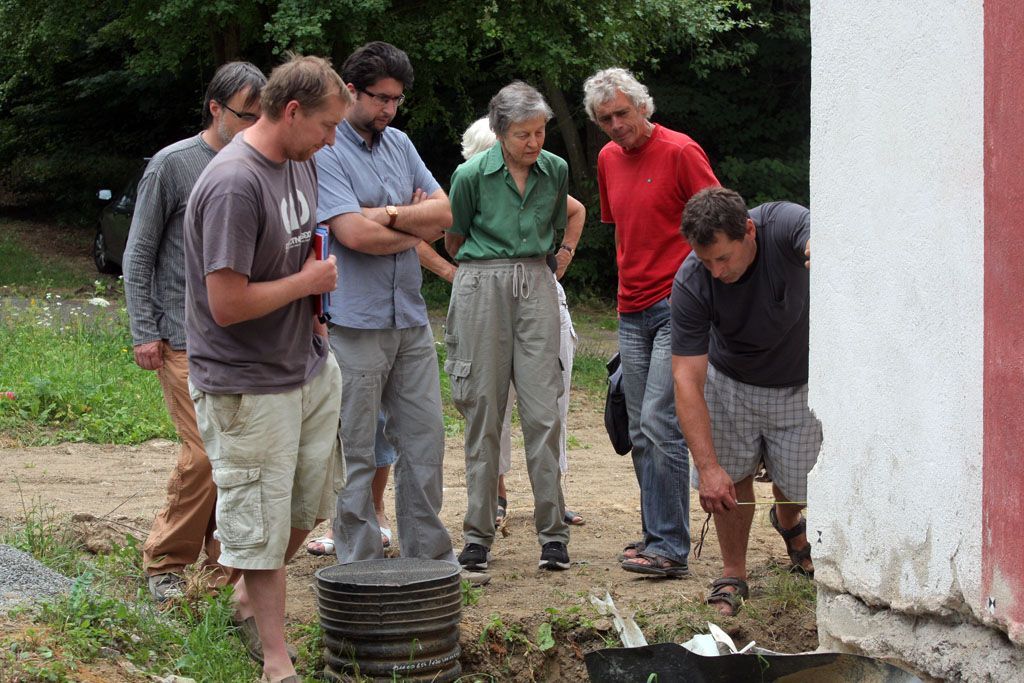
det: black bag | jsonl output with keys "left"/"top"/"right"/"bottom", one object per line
{"left": 604, "top": 352, "right": 632, "bottom": 455}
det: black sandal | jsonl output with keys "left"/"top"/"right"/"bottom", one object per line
{"left": 770, "top": 505, "right": 814, "bottom": 578}
{"left": 706, "top": 577, "right": 749, "bottom": 616}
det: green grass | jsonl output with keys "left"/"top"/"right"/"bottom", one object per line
{"left": 3, "top": 491, "right": 88, "bottom": 577}
{"left": 567, "top": 303, "right": 618, "bottom": 332}
{"left": 0, "top": 284, "right": 614, "bottom": 446}
{"left": 0, "top": 298, "right": 174, "bottom": 445}
{"left": 434, "top": 341, "right": 465, "bottom": 436}
{"left": 570, "top": 352, "right": 608, "bottom": 396}
{"left": 0, "top": 224, "right": 93, "bottom": 291}
{"left": 1, "top": 502, "right": 259, "bottom": 682}
{"left": 0, "top": 216, "right": 619, "bottom": 446}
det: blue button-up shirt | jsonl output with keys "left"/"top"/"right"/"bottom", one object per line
{"left": 315, "top": 120, "right": 441, "bottom": 329}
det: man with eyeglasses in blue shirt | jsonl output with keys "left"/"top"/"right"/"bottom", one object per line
{"left": 315, "top": 42, "right": 457, "bottom": 568}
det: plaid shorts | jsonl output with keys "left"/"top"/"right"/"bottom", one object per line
{"left": 690, "top": 363, "right": 823, "bottom": 502}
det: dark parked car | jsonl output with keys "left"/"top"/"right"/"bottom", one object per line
{"left": 94, "top": 164, "right": 145, "bottom": 274}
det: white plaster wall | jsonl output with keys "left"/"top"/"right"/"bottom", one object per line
{"left": 807, "top": 0, "right": 984, "bottom": 620}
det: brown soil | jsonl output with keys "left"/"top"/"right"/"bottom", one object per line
{"left": 0, "top": 222, "right": 817, "bottom": 680}
{"left": 0, "top": 394, "right": 817, "bottom": 681}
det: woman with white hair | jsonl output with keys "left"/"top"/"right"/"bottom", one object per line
{"left": 445, "top": 82, "right": 579, "bottom": 572}
{"left": 460, "top": 117, "right": 585, "bottom": 529}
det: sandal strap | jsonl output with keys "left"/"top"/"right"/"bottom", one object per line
{"left": 788, "top": 543, "right": 812, "bottom": 565}
{"left": 707, "top": 576, "right": 749, "bottom": 612}
{"left": 635, "top": 551, "right": 684, "bottom": 569}
{"left": 707, "top": 588, "right": 744, "bottom": 607}
{"left": 770, "top": 505, "right": 806, "bottom": 541}
{"left": 709, "top": 576, "right": 749, "bottom": 598}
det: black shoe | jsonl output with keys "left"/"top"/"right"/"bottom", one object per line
{"left": 538, "top": 541, "right": 570, "bottom": 570}
{"left": 458, "top": 543, "right": 490, "bottom": 570}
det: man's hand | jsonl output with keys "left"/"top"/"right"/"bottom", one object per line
{"left": 698, "top": 464, "right": 738, "bottom": 514}
{"left": 555, "top": 248, "right": 573, "bottom": 280}
{"left": 133, "top": 341, "right": 163, "bottom": 371}
{"left": 302, "top": 251, "right": 338, "bottom": 295}
{"left": 804, "top": 239, "right": 810, "bottom": 269}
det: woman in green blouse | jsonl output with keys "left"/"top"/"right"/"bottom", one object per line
{"left": 444, "top": 82, "right": 573, "bottom": 573}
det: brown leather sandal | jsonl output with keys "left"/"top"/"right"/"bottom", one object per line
{"left": 706, "top": 577, "right": 749, "bottom": 616}
{"left": 617, "top": 539, "right": 646, "bottom": 562}
{"left": 620, "top": 551, "right": 689, "bottom": 578}
{"left": 770, "top": 505, "right": 814, "bottom": 578}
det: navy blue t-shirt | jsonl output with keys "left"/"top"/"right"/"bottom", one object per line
{"left": 671, "top": 202, "right": 810, "bottom": 387}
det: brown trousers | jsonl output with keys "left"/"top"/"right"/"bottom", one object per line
{"left": 141, "top": 343, "right": 235, "bottom": 587}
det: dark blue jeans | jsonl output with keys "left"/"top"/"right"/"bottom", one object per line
{"left": 618, "top": 298, "right": 691, "bottom": 564}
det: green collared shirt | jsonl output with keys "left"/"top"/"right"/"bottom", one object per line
{"left": 448, "top": 143, "right": 568, "bottom": 261}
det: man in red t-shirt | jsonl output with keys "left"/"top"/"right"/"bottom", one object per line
{"left": 584, "top": 67, "right": 719, "bottom": 578}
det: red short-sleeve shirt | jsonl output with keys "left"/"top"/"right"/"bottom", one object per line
{"left": 598, "top": 124, "right": 719, "bottom": 313}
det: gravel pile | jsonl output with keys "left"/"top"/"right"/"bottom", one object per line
{"left": 0, "top": 544, "right": 73, "bottom": 613}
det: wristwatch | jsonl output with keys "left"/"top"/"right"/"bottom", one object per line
{"left": 559, "top": 244, "right": 575, "bottom": 256}
{"left": 385, "top": 205, "right": 398, "bottom": 228}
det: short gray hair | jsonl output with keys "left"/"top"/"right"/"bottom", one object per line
{"left": 488, "top": 81, "right": 553, "bottom": 138}
{"left": 582, "top": 67, "right": 655, "bottom": 123}
{"left": 461, "top": 117, "right": 496, "bottom": 160}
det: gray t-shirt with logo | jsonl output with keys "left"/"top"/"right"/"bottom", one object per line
{"left": 184, "top": 135, "right": 326, "bottom": 394}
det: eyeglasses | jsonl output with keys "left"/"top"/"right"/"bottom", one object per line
{"left": 220, "top": 102, "right": 260, "bottom": 122}
{"left": 358, "top": 88, "right": 406, "bottom": 107}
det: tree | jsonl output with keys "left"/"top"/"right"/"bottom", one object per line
{"left": 0, "top": 0, "right": 807, "bottom": 300}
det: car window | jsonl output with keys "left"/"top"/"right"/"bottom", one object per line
{"left": 119, "top": 169, "right": 144, "bottom": 210}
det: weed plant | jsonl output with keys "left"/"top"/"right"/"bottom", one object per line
{"left": 0, "top": 505, "right": 258, "bottom": 682}
{"left": 0, "top": 297, "right": 174, "bottom": 445}
{"left": 461, "top": 579, "right": 483, "bottom": 607}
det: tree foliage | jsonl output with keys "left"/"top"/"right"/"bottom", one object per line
{"left": 0, "top": 0, "right": 810, "bottom": 298}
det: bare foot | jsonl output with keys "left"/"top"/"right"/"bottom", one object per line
{"left": 375, "top": 509, "right": 392, "bottom": 547}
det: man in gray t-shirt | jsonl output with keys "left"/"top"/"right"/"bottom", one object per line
{"left": 122, "top": 62, "right": 265, "bottom": 603}
{"left": 671, "top": 187, "right": 820, "bottom": 618}
{"left": 183, "top": 55, "right": 351, "bottom": 682}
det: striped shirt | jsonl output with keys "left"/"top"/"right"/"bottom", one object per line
{"left": 123, "top": 133, "right": 215, "bottom": 350}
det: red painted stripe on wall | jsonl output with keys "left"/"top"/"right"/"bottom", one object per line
{"left": 983, "top": 0, "right": 1024, "bottom": 641}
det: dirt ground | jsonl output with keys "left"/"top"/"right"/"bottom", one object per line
{"left": 0, "top": 392, "right": 817, "bottom": 681}
{"left": 0, "top": 221, "right": 816, "bottom": 680}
